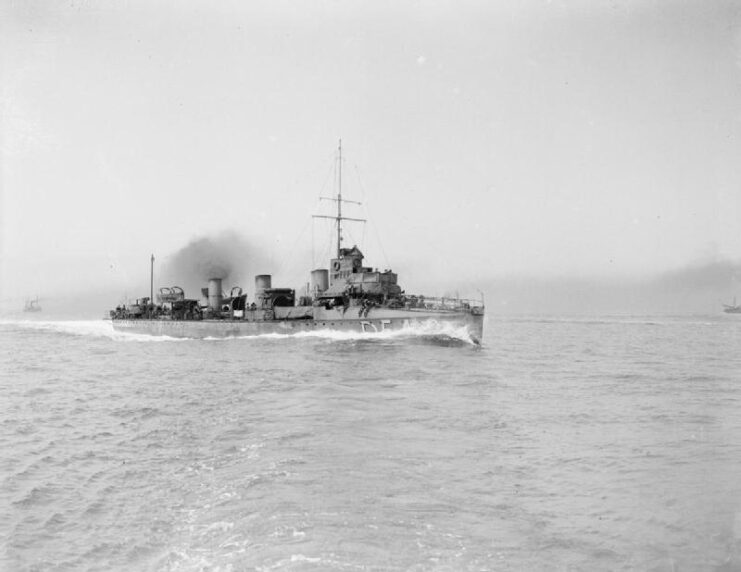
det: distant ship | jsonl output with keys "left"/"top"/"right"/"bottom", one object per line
{"left": 23, "top": 297, "right": 41, "bottom": 312}
{"left": 723, "top": 297, "right": 741, "bottom": 314}
{"left": 110, "top": 143, "right": 485, "bottom": 343}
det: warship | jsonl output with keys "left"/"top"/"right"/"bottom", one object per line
{"left": 723, "top": 297, "right": 741, "bottom": 314}
{"left": 23, "top": 297, "right": 41, "bottom": 312}
{"left": 109, "top": 143, "right": 485, "bottom": 343}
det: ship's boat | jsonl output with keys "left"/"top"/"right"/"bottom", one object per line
{"left": 110, "top": 143, "right": 485, "bottom": 343}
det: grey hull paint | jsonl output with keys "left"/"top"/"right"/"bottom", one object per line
{"left": 112, "top": 309, "right": 484, "bottom": 343}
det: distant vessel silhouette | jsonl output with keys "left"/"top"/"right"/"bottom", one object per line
{"left": 23, "top": 297, "right": 41, "bottom": 313}
{"left": 723, "top": 297, "right": 741, "bottom": 314}
{"left": 109, "top": 142, "right": 485, "bottom": 343}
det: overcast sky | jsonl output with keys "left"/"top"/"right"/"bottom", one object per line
{"left": 2, "top": 0, "right": 740, "bottom": 302}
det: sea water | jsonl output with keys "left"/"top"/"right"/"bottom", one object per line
{"left": 2, "top": 315, "right": 741, "bottom": 571}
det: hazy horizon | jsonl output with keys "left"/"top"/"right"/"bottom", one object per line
{"left": 2, "top": 227, "right": 739, "bottom": 318}
{"left": 2, "top": 0, "right": 740, "bottom": 314}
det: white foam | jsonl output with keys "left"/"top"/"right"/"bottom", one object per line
{"left": 205, "top": 319, "right": 477, "bottom": 345}
{"left": 290, "top": 554, "right": 323, "bottom": 564}
{"left": 0, "top": 318, "right": 187, "bottom": 342}
{"left": 0, "top": 318, "right": 477, "bottom": 345}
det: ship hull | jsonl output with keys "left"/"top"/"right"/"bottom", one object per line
{"left": 111, "top": 309, "right": 484, "bottom": 344}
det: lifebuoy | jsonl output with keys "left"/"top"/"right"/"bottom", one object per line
{"left": 333, "top": 261, "right": 341, "bottom": 271}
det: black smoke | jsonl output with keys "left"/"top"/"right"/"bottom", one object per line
{"left": 159, "top": 231, "right": 267, "bottom": 298}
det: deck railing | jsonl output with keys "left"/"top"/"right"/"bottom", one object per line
{"left": 400, "top": 295, "right": 484, "bottom": 311}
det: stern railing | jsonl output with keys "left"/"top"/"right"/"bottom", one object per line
{"left": 399, "top": 295, "right": 484, "bottom": 312}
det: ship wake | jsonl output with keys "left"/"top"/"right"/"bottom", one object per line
{"left": 1, "top": 319, "right": 479, "bottom": 346}
{"left": 206, "top": 320, "right": 480, "bottom": 346}
{"left": 0, "top": 319, "right": 188, "bottom": 342}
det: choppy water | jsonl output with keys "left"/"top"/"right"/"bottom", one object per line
{"left": 2, "top": 314, "right": 741, "bottom": 571}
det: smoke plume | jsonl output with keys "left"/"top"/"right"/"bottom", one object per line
{"left": 481, "top": 257, "right": 741, "bottom": 315}
{"left": 652, "top": 258, "right": 741, "bottom": 292}
{"left": 159, "top": 231, "right": 267, "bottom": 298}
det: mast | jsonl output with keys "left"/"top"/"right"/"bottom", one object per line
{"left": 313, "top": 139, "right": 366, "bottom": 261}
{"left": 150, "top": 254, "right": 154, "bottom": 317}
{"left": 337, "top": 139, "right": 342, "bottom": 258}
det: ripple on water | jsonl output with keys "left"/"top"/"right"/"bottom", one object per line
{"left": 3, "top": 316, "right": 741, "bottom": 571}
{"left": 12, "top": 484, "right": 58, "bottom": 509}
